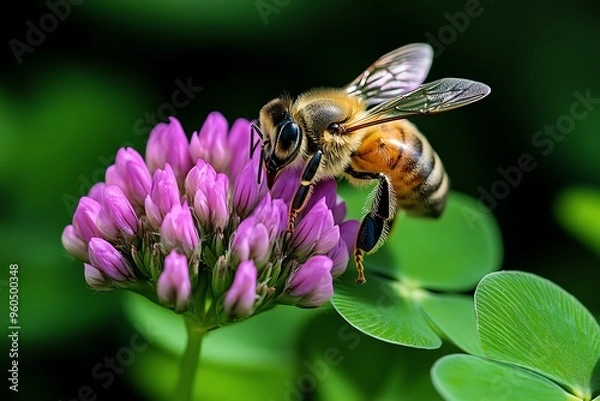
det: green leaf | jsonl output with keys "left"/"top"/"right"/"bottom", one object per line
{"left": 124, "top": 292, "right": 319, "bottom": 367}
{"left": 555, "top": 187, "right": 600, "bottom": 256}
{"left": 298, "top": 311, "right": 445, "bottom": 401}
{"left": 331, "top": 271, "right": 441, "bottom": 348}
{"left": 332, "top": 191, "right": 503, "bottom": 349}
{"left": 476, "top": 271, "right": 600, "bottom": 399}
{"left": 432, "top": 354, "right": 581, "bottom": 401}
{"left": 420, "top": 294, "right": 484, "bottom": 356}
{"left": 338, "top": 189, "right": 503, "bottom": 290}
{"left": 377, "top": 192, "right": 503, "bottom": 291}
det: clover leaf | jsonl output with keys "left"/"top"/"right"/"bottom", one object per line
{"left": 332, "top": 191, "right": 502, "bottom": 349}
{"left": 432, "top": 271, "right": 600, "bottom": 401}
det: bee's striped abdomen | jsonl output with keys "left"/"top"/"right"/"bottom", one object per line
{"left": 350, "top": 119, "right": 449, "bottom": 218}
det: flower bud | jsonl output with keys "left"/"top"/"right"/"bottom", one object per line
{"left": 227, "top": 117, "right": 253, "bottom": 180}
{"left": 327, "top": 238, "right": 349, "bottom": 279}
{"left": 211, "top": 255, "right": 232, "bottom": 298}
{"left": 184, "top": 159, "right": 216, "bottom": 197}
{"left": 145, "top": 164, "right": 181, "bottom": 228}
{"left": 230, "top": 218, "right": 270, "bottom": 265}
{"left": 84, "top": 263, "right": 111, "bottom": 290}
{"left": 189, "top": 112, "right": 230, "bottom": 174}
{"left": 304, "top": 179, "right": 337, "bottom": 217}
{"left": 97, "top": 185, "right": 138, "bottom": 241}
{"left": 62, "top": 225, "right": 88, "bottom": 261}
{"left": 339, "top": 220, "right": 360, "bottom": 255}
{"left": 291, "top": 198, "right": 339, "bottom": 256}
{"left": 285, "top": 255, "right": 333, "bottom": 307}
{"left": 233, "top": 160, "right": 267, "bottom": 217}
{"left": 87, "top": 182, "right": 106, "bottom": 203}
{"left": 157, "top": 250, "right": 191, "bottom": 312}
{"left": 271, "top": 168, "right": 301, "bottom": 205}
{"left": 88, "top": 238, "right": 134, "bottom": 281}
{"left": 193, "top": 171, "right": 229, "bottom": 230}
{"left": 331, "top": 196, "right": 348, "bottom": 225}
{"left": 251, "top": 194, "right": 288, "bottom": 241}
{"left": 146, "top": 117, "right": 192, "bottom": 181}
{"left": 223, "top": 260, "right": 257, "bottom": 318}
{"left": 160, "top": 201, "right": 199, "bottom": 256}
{"left": 73, "top": 197, "right": 103, "bottom": 242}
{"left": 106, "top": 148, "right": 152, "bottom": 208}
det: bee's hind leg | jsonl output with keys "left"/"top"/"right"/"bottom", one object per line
{"left": 345, "top": 168, "right": 396, "bottom": 284}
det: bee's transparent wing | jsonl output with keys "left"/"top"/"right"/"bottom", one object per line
{"left": 344, "top": 78, "right": 491, "bottom": 133}
{"left": 344, "top": 43, "right": 433, "bottom": 107}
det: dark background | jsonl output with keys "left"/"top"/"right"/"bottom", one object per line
{"left": 1, "top": 0, "right": 599, "bottom": 400}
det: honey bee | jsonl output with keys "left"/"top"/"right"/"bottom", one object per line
{"left": 251, "top": 43, "right": 490, "bottom": 284}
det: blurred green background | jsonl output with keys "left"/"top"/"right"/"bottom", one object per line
{"left": 1, "top": 0, "right": 598, "bottom": 400}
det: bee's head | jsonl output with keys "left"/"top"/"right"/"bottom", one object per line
{"left": 258, "top": 96, "right": 302, "bottom": 187}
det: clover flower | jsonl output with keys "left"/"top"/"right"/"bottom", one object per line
{"left": 62, "top": 112, "right": 359, "bottom": 328}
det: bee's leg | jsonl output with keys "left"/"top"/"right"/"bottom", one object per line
{"left": 287, "top": 150, "right": 323, "bottom": 233}
{"left": 345, "top": 168, "right": 395, "bottom": 284}
{"left": 250, "top": 123, "right": 265, "bottom": 185}
{"left": 249, "top": 123, "right": 262, "bottom": 156}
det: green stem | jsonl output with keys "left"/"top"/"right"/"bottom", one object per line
{"left": 174, "top": 316, "right": 206, "bottom": 401}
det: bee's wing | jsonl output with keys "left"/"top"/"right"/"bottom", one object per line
{"left": 344, "top": 43, "right": 433, "bottom": 107}
{"left": 344, "top": 78, "right": 491, "bottom": 133}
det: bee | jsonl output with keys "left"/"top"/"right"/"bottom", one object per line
{"left": 251, "top": 43, "right": 490, "bottom": 284}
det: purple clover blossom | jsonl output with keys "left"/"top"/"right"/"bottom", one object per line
{"left": 87, "top": 182, "right": 106, "bottom": 203}
{"left": 88, "top": 238, "right": 135, "bottom": 282}
{"left": 160, "top": 200, "right": 199, "bottom": 257}
{"left": 96, "top": 185, "right": 138, "bottom": 242}
{"left": 291, "top": 198, "right": 340, "bottom": 258}
{"left": 231, "top": 217, "right": 271, "bottom": 265}
{"left": 84, "top": 263, "right": 110, "bottom": 290}
{"left": 61, "top": 225, "right": 88, "bottom": 262}
{"left": 146, "top": 117, "right": 193, "bottom": 181}
{"left": 144, "top": 164, "right": 181, "bottom": 228}
{"left": 284, "top": 255, "right": 334, "bottom": 307}
{"left": 157, "top": 250, "right": 192, "bottom": 312}
{"left": 188, "top": 162, "right": 229, "bottom": 231}
{"left": 72, "top": 197, "right": 103, "bottom": 242}
{"left": 62, "top": 112, "right": 359, "bottom": 328}
{"left": 223, "top": 260, "right": 258, "bottom": 318}
{"left": 106, "top": 148, "right": 152, "bottom": 210}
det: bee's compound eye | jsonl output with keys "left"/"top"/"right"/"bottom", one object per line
{"left": 328, "top": 123, "right": 340, "bottom": 134}
{"left": 279, "top": 122, "right": 301, "bottom": 151}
